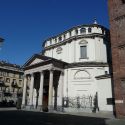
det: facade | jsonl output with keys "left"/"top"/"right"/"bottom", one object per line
{"left": 22, "top": 22, "right": 113, "bottom": 113}
{"left": 108, "top": 0, "right": 125, "bottom": 118}
{"left": 0, "top": 61, "right": 24, "bottom": 106}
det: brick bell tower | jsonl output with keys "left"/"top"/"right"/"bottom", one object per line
{"left": 108, "top": 0, "right": 125, "bottom": 118}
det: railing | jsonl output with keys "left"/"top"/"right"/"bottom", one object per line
{"left": 63, "top": 95, "right": 94, "bottom": 109}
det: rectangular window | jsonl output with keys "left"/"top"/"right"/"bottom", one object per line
{"left": 121, "top": 79, "right": 125, "bottom": 103}
{"left": 13, "top": 73, "right": 16, "bottom": 77}
{"left": 6, "top": 78, "right": 10, "bottom": 83}
{"left": 80, "top": 46, "right": 87, "bottom": 59}
{"left": 107, "top": 98, "right": 115, "bottom": 105}
{"left": 19, "top": 80, "right": 22, "bottom": 85}
{"left": 19, "top": 74, "right": 23, "bottom": 79}
{"left": 0, "top": 77, "right": 4, "bottom": 81}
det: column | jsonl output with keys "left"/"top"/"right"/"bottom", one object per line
{"left": 60, "top": 71, "right": 64, "bottom": 111}
{"left": 38, "top": 71, "right": 44, "bottom": 110}
{"left": 22, "top": 75, "right": 27, "bottom": 107}
{"left": 48, "top": 70, "right": 54, "bottom": 111}
{"left": 29, "top": 73, "right": 34, "bottom": 107}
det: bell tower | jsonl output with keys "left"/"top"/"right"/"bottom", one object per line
{"left": 108, "top": 0, "right": 125, "bottom": 118}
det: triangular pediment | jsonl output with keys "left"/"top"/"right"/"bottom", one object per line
{"left": 30, "top": 58, "right": 44, "bottom": 66}
{"left": 23, "top": 54, "right": 52, "bottom": 68}
{"left": 23, "top": 54, "right": 68, "bottom": 70}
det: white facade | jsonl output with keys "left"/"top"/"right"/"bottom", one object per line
{"left": 22, "top": 23, "right": 113, "bottom": 113}
{"left": 44, "top": 26, "right": 107, "bottom": 63}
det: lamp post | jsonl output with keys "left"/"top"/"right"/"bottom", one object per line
{"left": 0, "top": 37, "right": 4, "bottom": 49}
{"left": 0, "top": 37, "right": 4, "bottom": 102}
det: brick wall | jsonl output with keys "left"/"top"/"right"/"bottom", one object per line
{"left": 108, "top": 0, "right": 125, "bottom": 118}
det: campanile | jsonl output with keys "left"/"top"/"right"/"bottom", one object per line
{"left": 108, "top": 0, "right": 125, "bottom": 118}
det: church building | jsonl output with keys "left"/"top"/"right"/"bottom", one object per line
{"left": 22, "top": 21, "right": 113, "bottom": 114}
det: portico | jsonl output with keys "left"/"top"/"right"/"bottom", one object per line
{"left": 22, "top": 54, "right": 66, "bottom": 112}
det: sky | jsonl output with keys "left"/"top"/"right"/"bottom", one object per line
{"left": 0, "top": 0, "right": 109, "bottom": 66}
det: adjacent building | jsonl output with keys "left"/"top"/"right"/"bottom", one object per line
{"left": 108, "top": 0, "right": 125, "bottom": 118}
{"left": 22, "top": 22, "right": 113, "bottom": 114}
{"left": 0, "top": 61, "right": 24, "bottom": 106}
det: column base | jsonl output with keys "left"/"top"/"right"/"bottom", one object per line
{"left": 48, "top": 105, "right": 63, "bottom": 112}
{"left": 37, "top": 105, "right": 43, "bottom": 111}
{"left": 21, "top": 104, "right": 26, "bottom": 109}
{"left": 48, "top": 105, "right": 54, "bottom": 112}
{"left": 26, "top": 105, "right": 34, "bottom": 110}
{"left": 56, "top": 106, "right": 64, "bottom": 112}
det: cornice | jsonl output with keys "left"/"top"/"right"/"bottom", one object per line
{"left": 0, "top": 66, "right": 24, "bottom": 73}
{"left": 65, "top": 62, "right": 109, "bottom": 68}
{"left": 95, "top": 74, "right": 111, "bottom": 80}
{"left": 44, "top": 33, "right": 106, "bottom": 51}
{"left": 43, "top": 24, "right": 109, "bottom": 45}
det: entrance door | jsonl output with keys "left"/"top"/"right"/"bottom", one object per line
{"left": 42, "top": 86, "right": 49, "bottom": 112}
{"left": 42, "top": 70, "right": 49, "bottom": 112}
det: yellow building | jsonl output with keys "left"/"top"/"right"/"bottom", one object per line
{"left": 0, "top": 61, "right": 24, "bottom": 107}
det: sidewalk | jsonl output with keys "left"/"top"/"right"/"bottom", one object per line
{"left": 0, "top": 107, "right": 16, "bottom": 111}
{"left": 65, "top": 112, "right": 125, "bottom": 125}
{"left": 105, "top": 119, "right": 125, "bottom": 125}
{"left": 66, "top": 111, "right": 115, "bottom": 119}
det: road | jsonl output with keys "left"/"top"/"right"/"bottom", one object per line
{"left": 0, "top": 110, "right": 107, "bottom": 125}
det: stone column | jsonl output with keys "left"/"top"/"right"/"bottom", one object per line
{"left": 29, "top": 73, "right": 34, "bottom": 108}
{"left": 48, "top": 70, "right": 54, "bottom": 111}
{"left": 60, "top": 71, "right": 64, "bottom": 111}
{"left": 38, "top": 71, "right": 44, "bottom": 110}
{"left": 22, "top": 75, "right": 27, "bottom": 108}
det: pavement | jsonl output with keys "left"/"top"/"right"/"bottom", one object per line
{"left": 0, "top": 107, "right": 16, "bottom": 111}
{"left": 65, "top": 112, "right": 125, "bottom": 125}
{"left": 0, "top": 108, "right": 125, "bottom": 125}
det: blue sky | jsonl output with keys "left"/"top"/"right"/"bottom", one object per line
{"left": 0, "top": 0, "right": 109, "bottom": 66}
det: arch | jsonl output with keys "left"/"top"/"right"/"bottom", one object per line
{"left": 74, "top": 69, "right": 91, "bottom": 79}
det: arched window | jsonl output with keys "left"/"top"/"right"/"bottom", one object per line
{"left": 69, "top": 31, "right": 72, "bottom": 36}
{"left": 88, "top": 28, "right": 92, "bottom": 33}
{"left": 80, "top": 28, "right": 86, "bottom": 34}
{"left": 59, "top": 36, "right": 62, "bottom": 41}
{"left": 50, "top": 40, "right": 52, "bottom": 45}
{"left": 63, "top": 34, "right": 66, "bottom": 39}
{"left": 55, "top": 38, "right": 57, "bottom": 43}
{"left": 75, "top": 29, "right": 78, "bottom": 35}
{"left": 74, "top": 70, "right": 91, "bottom": 79}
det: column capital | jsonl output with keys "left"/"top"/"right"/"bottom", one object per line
{"left": 24, "top": 74, "right": 28, "bottom": 77}
{"left": 30, "top": 73, "right": 34, "bottom": 77}
{"left": 40, "top": 70, "right": 44, "bottom": 74}
{"left": 49, "top": 68, "right": 54, "bottom": 73}
{"left": 61, "top": 71, "right": 64, "bottom": 76}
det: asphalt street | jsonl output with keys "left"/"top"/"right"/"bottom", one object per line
{"left": 0, "top": 110, "right": 107, "bottom": 125}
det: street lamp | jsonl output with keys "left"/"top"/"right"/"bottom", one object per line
{"left": 0, "top": 37, "right": 4, "bottom": 49}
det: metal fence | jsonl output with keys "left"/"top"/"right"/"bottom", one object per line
{"left": 63, "top": 95, "right": 94, "bottom": 109}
